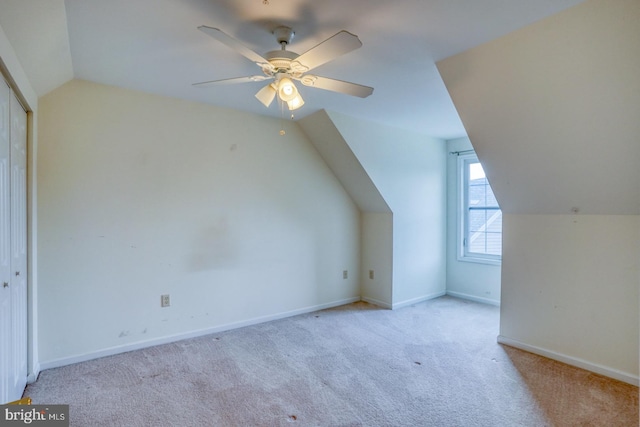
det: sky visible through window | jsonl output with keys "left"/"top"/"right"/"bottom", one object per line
{"left": 469, "top": 162, "right": 485, "bottom": 181}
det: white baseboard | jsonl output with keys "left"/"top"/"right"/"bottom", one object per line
{"left": 360, "top": 296, "right": 392, "bottom": 309}
{"left": 39, "top": 297, "right": 361, "bottom": 371}
{"left": 497, "top": 335, "right": 639, "bottom": 387}
{"left": 392, "top": 290, "right": 446, "bottom": 310}
{"left": 446, "top": 290, "right": 500, "bottom": 306}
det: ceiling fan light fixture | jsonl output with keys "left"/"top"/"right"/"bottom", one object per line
{"left": 196, "top": 25, "right": 373, "bottom": 113}
{"left": 277, "top": 77, "right": 298, "bottom": 102}
{"left": 255, "top": 83, "right": 277, "bottom": 107}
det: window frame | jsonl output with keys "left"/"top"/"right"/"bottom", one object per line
{"left": 457, "top": 153, "right": 502, "bottom": 266}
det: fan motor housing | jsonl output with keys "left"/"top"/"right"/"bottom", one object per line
{"left": 265, "top": 50, "right": 298, "bottom": 62}
{"left": 264, "top": 50, "right": 308, "bottom": 76}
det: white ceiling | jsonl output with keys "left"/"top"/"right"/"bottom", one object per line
{"left": 0, "top": 0, "right": 585, "bottom": 139}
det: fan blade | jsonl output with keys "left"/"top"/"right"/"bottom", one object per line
{"left": 299, "top": 75, "right": 373, "bottom": 98}
{"left": 193, "top": 76, "right": 271, "bottom": 87}
{"left": 198, "top": 26, "right": 269, "bottom": 65}
{"left": 292, "top": 31, "right": 362, "bottom": 72}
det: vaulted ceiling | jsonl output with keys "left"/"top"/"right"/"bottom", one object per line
{"left": 0, "top": 0, "right": 585, "bottom": 139}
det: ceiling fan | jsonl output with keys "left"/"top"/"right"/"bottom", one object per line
{"left": 193, "top": 25, "right": 374, "bottom": 111}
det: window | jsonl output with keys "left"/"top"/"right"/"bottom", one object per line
{"left": 458, "top": 154, "right": 502, "bottom": 265}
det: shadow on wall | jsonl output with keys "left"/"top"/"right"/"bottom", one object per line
{"left": 189, "top": 218, "right": 238, "bottom": 271}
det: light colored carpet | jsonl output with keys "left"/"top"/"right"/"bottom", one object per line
{"left": 25, "top": 296, "right": 638, "bottom": 426}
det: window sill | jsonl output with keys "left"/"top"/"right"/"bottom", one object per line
{"left": 457, "top": 255, "right": 501, "bottom": 267}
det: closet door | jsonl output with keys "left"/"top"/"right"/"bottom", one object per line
{"left": 0, "top": 80, "right": 11, "bottom": 403}
{"left": 0, "top": 80, "right": 28, "bottom": 403}
{"left": 9, "top": 91, "right": 27, "bottom": 401}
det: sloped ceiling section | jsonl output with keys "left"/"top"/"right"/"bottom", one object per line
{"left": 0, "top": 0, "right": 73, "bottom": 96}
{"left": 298, "top": 110, "right": 390, "bottom": 213}
{"left": 437, "top": 0, "right": 640, "bottom": 215}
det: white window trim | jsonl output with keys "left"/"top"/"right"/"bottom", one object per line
{"left": 457, "top": 153, "right": 502, "bottom": 266}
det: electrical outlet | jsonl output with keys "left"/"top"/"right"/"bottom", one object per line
{"left": 343, "top": 270, "right": 348, "bottom": 279}
{"left": 369, "top": 270, "right": 374, "bottom": 280}
{"left": 161, "top": 294, "right": 170, "bottom": 307}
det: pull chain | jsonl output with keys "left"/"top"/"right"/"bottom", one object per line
{"left": 279, "top": 99, "right": 286, "bottom": 135}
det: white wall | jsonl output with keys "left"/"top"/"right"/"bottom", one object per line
{"left": 446, "top": 137, "right": 501, "bottom": 305}
{"left": 298, "top": 110, "right": 394, "bottom": 308}
{"left": 361, "top": 212, "right": 393, "bottom": 307}
{"left": 326, "top": 111, "right": 447, "bottom": 308}
{"left": 37, "top": 79, "right": 361, "bottom": 367}
{"left": 500, "top": 214, "right": 639, "bottom": 383}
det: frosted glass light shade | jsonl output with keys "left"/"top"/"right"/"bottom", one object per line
{"left": 255, "top": 83, "right": 277, "bottom": 107}
{"left": 277, "top": 77, "right": 298, "bottom": 102}
{"left": 287, "top": 94, "right": 305, "bottom": 110}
